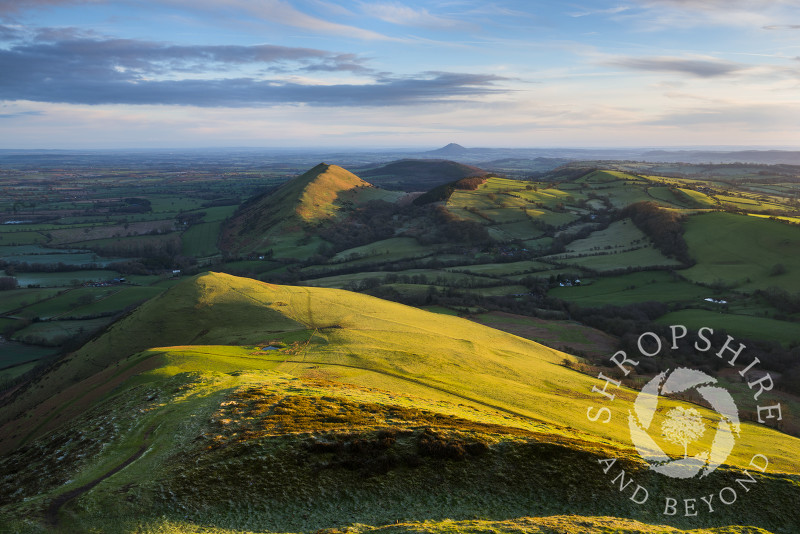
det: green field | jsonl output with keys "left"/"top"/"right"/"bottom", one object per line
{"left": 446, "top": 260, "right": 551, "bottom": 276}
{"left": 487, "top": 219, "right": 545, "bottom": 241}
{"left": 549, "top": 272, "right": 707, "bottom": 306}
{"left": 304, "top": 268, "right": 495, "bottom": 290}
{"left": 566, "top": 220, "right": 648, "bottom": 253}
{"left": 21, "top": 287, "right": 109, "bottom": 319}
{"left": 181, "top": 220, "right": 222, "bottom": 257}
{"left": 0, "top": 288, "right": 63, "bottom": 314}
{"left": 656, "top": 308, "right": 800, "bottom": 346}
{"left": 681, "top": 212, "right": 800, "bottom": 291}
{"left": 11, "top": 317, "right": 114, "bottom": 346}
{"left": 4, "top": 270, "right": 120, "bottom": 288}
{"left": 0, "top": 343, "right": 57, "bottom": 380}
{"left": 330, "top": 237, "right": 432, "bottom": 264}
{"left": 546, "top": 246, "right": 682, "bottom": 272}
{"left": 65, "top": 286, "right": 165, "bottom": 317}
{"left": 0, "top": 231, "right": 48, "bottom": 245}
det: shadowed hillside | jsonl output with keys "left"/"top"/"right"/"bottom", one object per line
{"left": 359, "top": 159, "right": 489, "bottom": 191}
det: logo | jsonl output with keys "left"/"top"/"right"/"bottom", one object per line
{"left": 586, "top": 326, "right": 782, "bottom": 517}
{"left": 629, "top": 368, "right": 740, "bottom": 479}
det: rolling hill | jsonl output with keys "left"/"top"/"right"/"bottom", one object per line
{"left": 220, "top": 163, "right": 400, "bottom": 256}
{"left": 1, "top": 272, "right": 798, "bottom": 533}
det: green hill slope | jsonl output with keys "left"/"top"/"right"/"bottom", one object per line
{"left": 1, "top": 273, "right": 798, "bottom": 533}
{"left": 221, "top": 163, "right": 399, "bottom": 256}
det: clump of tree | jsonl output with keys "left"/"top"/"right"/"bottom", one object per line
{"left": 0, "top": 276, "right": 17, "bottom": 290}
{"left": 537, "top": 166, "right": 599, "bottom": 182}
{"left": 455, "top": 176, "right": 488, "bottom": 190}
{"left": 621, "top": 202, "right": 692, "bottom": 265}
{"left": 98, "top": 197, "right": 152, "bottom": 214}
{"left": 756, "top": 287, "right": 800, "bottom": 314}
{"left": 318, "top": 200, "right": 399, "bottom": 253}
{"left": 176, "top": 211, "right": 206, "bottom": 227}
{"left": 88, "top": 234, "right": 181, "bottom": 259}
{"left": 769, "top": 263, "right": 787, "bottom": 277}
{"left": 417, "top": 206, "right": 493, "bottom": 246}
{"left": 4, "top": 261, "right": 100, "bottom": 273}
{"left": 413, "top": 176, "right": 488, "bottom": 205}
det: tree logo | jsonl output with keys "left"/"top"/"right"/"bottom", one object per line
{"left": 628, "top": 367, "right": 741, "bottom": 479}
{"left": 661, "top": 406, "right": 706, "bottom": 459}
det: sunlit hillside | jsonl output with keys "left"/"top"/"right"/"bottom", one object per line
{"left": 1, "top": 273, "right": 797, "bottom": 533}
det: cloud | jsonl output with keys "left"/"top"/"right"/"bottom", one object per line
{"left": 3, "top": 73, "right": 507, "bottom": 107}
{"left": 0, "top": 23, "right": 21, "bottom": 40}
{"left": 568, "top": 6, "right": 631, "bottom": 18}
{"left": 0, "top": 36, "right": 373, "bottom": 79}
{"left": 635, "top": 0, "right": 785, "bottom": 13}
{"left": 360, "top": 2, "right": 468, "bottom": 29}
{"left": 630, "top": 0, "right": 794, "bottom": 28}
{"left": 163, "top": 0, "right": 397, "bottom": 41}
{"left": 0, "top": 0, "right": 100, "bottom": 19}
{"left": 763, "top": 24, "right": 800, "bottom": 29}
{"left": 0, "top": 110, "right": 43, "bottom": 119}
{"left": 0, "top": 34, "right": 509, "bottom": 107}
{"left": 608, "top": 56, "right": 746, "bottom": 77}
{"left": 646, "top": 103, "right": 800, "bottom": 129}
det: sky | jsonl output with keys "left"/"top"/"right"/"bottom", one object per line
{"left": 0, "top": 0, "right": 799, "bottom": 149}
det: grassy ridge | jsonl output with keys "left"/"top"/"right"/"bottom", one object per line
{"left": 1, "top": 273, "right": 799, "bottom": 533}
{"left": 63, "top": 275, "right": 800, "bottom": 473}
{"left": 221, "top": 164, "right": 400, "bottom": 255}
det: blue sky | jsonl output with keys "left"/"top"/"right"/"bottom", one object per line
{"left": 0, "top": 0, "right": 799, "bottom": 149}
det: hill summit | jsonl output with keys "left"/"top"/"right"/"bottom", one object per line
{"left": 221, "top": 163, "right": 389, "bottom": 254}
{"left": 289, "top": 163, "right": 372, "bottom": 222}
{"left": 427, "top": 142, "right": 468, "bottom": 156}
{"left": 261, "top": 162, "right": 372, "bottom": 224}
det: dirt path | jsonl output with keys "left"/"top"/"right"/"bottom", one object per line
{"left": 45, "top": 425, "right": 155, "bottom": 528}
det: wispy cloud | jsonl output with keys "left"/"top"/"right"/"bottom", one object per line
{"left": 646, "top": 103, "right": 800, "bottom": 129}
{"left": 0, "top": 110, "right": 43, "bottom": 119}
{"left": 607, "top": 56, "right": 747, "bottom": 77}
{"left": 2, "top": 73, "right": 508, "bottom": 107}
{"left": 763, "top": 24, "right": 800, "bottom": 30}
{"left": 360, "top": 2, "right": 469, "bottom": 30}
{"left": 0, "top": 33, "right": 509, "bottom": 107}
{"left": 630, "top": 0, "right": 792, "bottom": 28}
{"left": 0, "top": 23, "right": 21, "bottom": 40}
{"left": 568, "top": 6, "right": 631, "bottom": 18}
{"left": 308, "top": 0, "right": 357, "bottom": 18}
{"left": 0, "top": 0, "right": 102, "bottom": 20}
{"left": 1, "top": 36, "right": 373, "bottom": 77}
{"left": 163, "top": 0, "right": 399, "bottom": 41}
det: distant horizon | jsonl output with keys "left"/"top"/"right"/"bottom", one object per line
{"left": 1, "top": 143, "right": 800, "bottom": 153}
